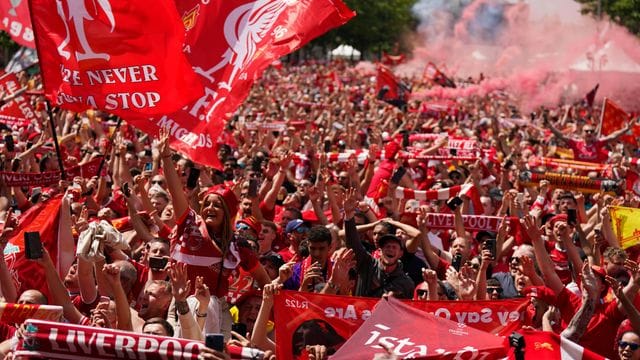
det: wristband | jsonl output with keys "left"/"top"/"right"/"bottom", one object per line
{"left": 195, "top": 309, "right": 207, "bottom": 318}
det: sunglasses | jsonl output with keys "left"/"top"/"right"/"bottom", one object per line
{"left": 294, "top": 227, "right": 309, "bottom": 234}
{"left": 584, "top": 129, "right": 595, "bottom": 134}
{"left": 619, "top": 341, "right": 640, "bottom": 351}
{"left": 487, "top": 287, "right": 503, "bottom": 294}
{"left": 151, "top": 180, "right": 164, "bottom": 185}
{"left": 416, "top": 289, "right": 428, "bottom": 297}
{"left": 510, "top": 257, "right": 520, "bottom": 265}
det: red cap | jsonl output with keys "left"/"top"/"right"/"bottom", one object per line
{"left": 237, "top": 216, "right": 261, "bottom": 236}
{"left": 549, "top": 214, "right": 568, "bottom": 227}
{"left": 523, "top": 286, "right": 557, "bottom": 304}
{"left": 591, "top": 265, "right": 607, "bottom": 279}
{"left": 203, "top": 185, "right": 238, "bottom": 216}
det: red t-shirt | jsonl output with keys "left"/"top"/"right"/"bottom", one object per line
{"left": 71, "top": 293, "right": 101, "bottom": 317}
{"left": 567, "top": 139, "right": 607, "bottom": 162}
{"left": 0, "top": 322, "right": 15, "bottom": 342}
{"left": 556, "top": 287, "right": 625, "bottom": 359}
{"left": 171, "top": 208, "right": 260, "bottom": 298}
{"left": 129, "top": 259, "right": 150, "bottom": 304}
{"left": 547, "top": 243, "right": 572, "bottom": 285}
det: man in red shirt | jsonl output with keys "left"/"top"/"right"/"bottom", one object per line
{"left": 545, "top": 119, "right": 630, "bottom": 163}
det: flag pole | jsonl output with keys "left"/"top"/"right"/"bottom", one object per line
{"left": 95, "top": 116, "right": 123, "bottom": 177}
{"left": 596, "top": 97, "right": 606, "bottom": 137}
{"left": 44, "top": 100, "right": 67, "bottom": 180}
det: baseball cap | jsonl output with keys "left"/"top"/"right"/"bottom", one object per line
{"left": 285, "top": 219, "right": 308, "bottom": 234}
{"left": 378, "top": 234, "right": 403, "bottom": 249}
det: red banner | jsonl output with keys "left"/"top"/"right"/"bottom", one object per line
{"left": 332, "top": 297, "right": 507, "bottom": 360}
{"left": 16, "top": 319, "right": 205, "bottom": 359}
{"left": 0, "top": 303, "right": 62, "bottom": 324}
{"left": 0, "top": 157, "right": 103, "bottom": 186}
{"left": 125, "top": 0, "right": 354, "bottom": 169}
{"left": 0, "top": 0, "right": 34, "bottom": 47}
{"left": 423, "top": 213, "right": 518, "bottom": 233}
{"left": 0, "top": 71, "right": 37, "bottom": 124}
{"left": 30, "top": 0, "right": 203, "bottom": 118}
{"left": 3, "top": 196, "right": 62, "bottom": 298}
{"left": 274, "top": 291, "right": 527, "bottom": 360}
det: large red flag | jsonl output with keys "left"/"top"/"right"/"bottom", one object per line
{"left": 125, "top": 0, "right": 354, "bottom": 169}
{"left": 331, "top": 296, "right": 507, "bottom": 360}
{"left": 29, "top": 0, "right": 203, "bottom": 118}
{"left": 3, "top": 196, "right": 63, "bottom": 299}
{"left": 0, "top": 0, "right": 34, "bottom": 47}
{"left": 598, "top": 98, "right": 629, "bottom": 136}
{"left": 423, "top": 62, "right": 456, "bottom": 88}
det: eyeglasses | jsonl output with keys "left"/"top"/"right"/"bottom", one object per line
{"left": 488, "top": 287, "right": 503, "bottom": 294}
{"left": 619, "top": 341, "right": 640, "bottom": 351}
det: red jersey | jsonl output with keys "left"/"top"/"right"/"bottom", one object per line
{"left": 171, "top": 209, "right": 260, "bottom": 298}
{"left": 566, "top": 139, "right": 607, "bottom": 162}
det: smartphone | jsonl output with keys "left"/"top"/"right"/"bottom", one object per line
{"left": 186, "top": 168, "right": 201, "bottom": 190}
{"left": 144, "top": 149, "right": 152, "bottom": 157}
{"left": 24, "top": 232, "right": 43, "bottom": 260}
{"left": 251, "top": 158, "right": 262, "bottom": 173}
{"left": 567, "top": 208, "right": 577, "bottom": 226}
{"left": 390, "top": 167, "right": 406, "bottom": 185}
{"left": 449, "top": 148, "right": 458, "bottom": 156}
{"left": 323, "top": 139, "right": 331, "bottom": 153}
{"left": 452, "top": 253, "right": 462, "bottom": 272}
{"left": 402, "top": 132, "right": 410, "bottom": 148}
{"left": 144, "top": 162, "right": 153, "bottom": 172}
{"left": 11, "top": 158, "right": 20, "bottom": 172}
{"left": 26, "top": 141, "right": 33, "bottom": 150}
{"left": 515, "top": 192, "right": 524, "bottom": 204}
{"left": 4, "top": 135, "right": 14, "bottom": 152}
{"left": 231, "top": 322, "right": 248, "bottom": 337}
{"left": 446, "top": 196, "right": 463, "bottom": 211}
{"left": 248, "top": 179, "right": 259, "bottom": 198}
{"left": 148, "top": 256, "right": 168, "bottom": 271}
{"left": 122, "top": 182, "right": 131, "bottom": 198}
{"left": 503, "top": 159, "right": 514, "bottom": 170}
{"left": 205, "top": 333, "right": 225, "bottom": 351}
{"left": 483, "top": 239, "right": 496, "bottom": 259}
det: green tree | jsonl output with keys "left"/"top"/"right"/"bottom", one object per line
{"left": 575, "top": 0, "right": 640, "bottom": 35}
{"left": 313, "top": 0, "right": 417, "bottom": 57}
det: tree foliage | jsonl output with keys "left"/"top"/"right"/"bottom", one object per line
{"left": 575, "top": 0, "right": 640, "bottom": 35}
{"left": 313, "top": 0, "right": 417, "bottom": 56}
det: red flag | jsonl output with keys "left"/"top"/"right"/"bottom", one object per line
{"left": 125, "top": 0, "right": 355, "bottom": 169}
{"left": 0, "top": 0, "right": 34, "bottom": 47}
{"left": 29, "top": 0, "right": 204, "bottom": 118}
{"left": 0, "top": 71, "right": 37, "bottom": 124}
{"left": 3, "top": 196, "right": 63, "bottom": 299}
{"left": 598, "top": 98, "right": 629, "bottom": 136}
{"left": 510, "top": 330, "right": 607, "bottom": 360}
{"left": 376, "top": 64, "right": 400, "bottom": 101}
{"left": 423, "top": 62, "right": 456, "bottom": 88}
{"left": 584, "top": 83, "right": 599, "bottom": 108}
{"left": 331, "top": 297, "right": 507, "bottom": 360}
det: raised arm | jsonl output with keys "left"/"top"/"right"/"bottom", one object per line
{"left": 561, "top": 263, "right": 598, "bottom": 342}
{"left": 34, "top": 249, "right": 83, "bottom": 324}
{"left": 158, "top": 128, "right": 189, "bottom": 219}
{"left": 521, "top": 215, "right": 564, "bottom": 294}
{"left": 169, "top": 262, "right": 202, "bottom": 341}
{"left": 102, "top": 263, "right": 132, "bottom": 331}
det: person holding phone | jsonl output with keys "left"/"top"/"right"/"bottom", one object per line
{"left": 158, "top": 130, "right": 271, "bottom": 338}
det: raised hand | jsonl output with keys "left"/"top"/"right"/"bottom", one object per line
{"left": 194, "top": 275, "right": 210, "bottom": 309}
{"left": 168, "top": 262, "right": 191, "bottom": 302}
{"left": 299, "top": 262, "right": 323, "bottom": 292}
{"left": 520, "top": 215, "right": 542, "bottom": 242}
{"left": 421, "top": 268, "right": 437, "bottom": 285}
{"left": 102, "top": 263, "right": 121, "bottom": 286}
{"left": 342, "top": 188, "right": 358, "bottom": 220}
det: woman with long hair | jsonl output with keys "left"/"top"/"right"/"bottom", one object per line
{"left": 159, "top": 130, "right": 270, "bottom": 337}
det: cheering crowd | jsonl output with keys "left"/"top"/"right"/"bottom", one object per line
{"left": 0, "top": 59, "right": 639, "bottom": 360}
